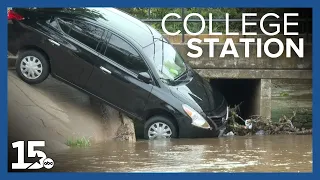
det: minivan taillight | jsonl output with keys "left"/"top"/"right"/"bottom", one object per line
{"left": 8, "top": 10, "right": 24, "bottom": 21}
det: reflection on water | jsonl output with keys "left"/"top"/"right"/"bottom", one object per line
{"left": 50, "top": 135, "right": 312, "bottom": 172}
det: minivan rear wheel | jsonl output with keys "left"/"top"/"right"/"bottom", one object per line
{"left": 144, "top": 116, "right": 178, "bottom": 140}
{"left": 16, "top": 50, "right": 50, "bottom": 84}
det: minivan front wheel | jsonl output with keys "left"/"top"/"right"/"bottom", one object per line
{"left": 16, "top": 50, "right": 49, "bottom": 84}
{"left": 144, "top": 116, "right": 178, "bottom": 140}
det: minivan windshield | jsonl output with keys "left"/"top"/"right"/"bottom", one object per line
{"left": 144, "top": 39, "right": 187, "bottom": 81}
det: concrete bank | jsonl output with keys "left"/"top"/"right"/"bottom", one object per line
{"left": 8, "top": 70, "right": 135, "bottom": 153}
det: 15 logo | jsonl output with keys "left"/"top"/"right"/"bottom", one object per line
{"left": 11, "top": 141, "right": 54, "bottom": 170}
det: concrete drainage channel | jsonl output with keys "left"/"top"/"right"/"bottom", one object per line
{"left": 6, "top": 54, "right": 272, "bottom": 141}
{"left": 8, "top": 54, "right": 264, "bottom": 121}
{"left": 6, "top": 53, "right": 313, "bottom": 147}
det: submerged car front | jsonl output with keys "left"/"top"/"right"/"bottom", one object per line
{"left": 143, "top": 38, "right": 229, "bottom": 138}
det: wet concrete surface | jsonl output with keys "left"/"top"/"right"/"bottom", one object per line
{"left": 49, "top": 135, "right": 312, "bottom": 172}
{"left": 8, "top": 70, "right": 106, "bottom": 152}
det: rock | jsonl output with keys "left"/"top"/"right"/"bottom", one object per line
{"left": 296, "top": 129, "right": 312, "bottom": 135}
{"left": 225, "top": 131, "right": 235, "bottom": 136}
{"left": 115, "top": 115, "right": 136, "bottom": 142}
{"left": 91, "top": 97, "right": 136, "bottom": 142}
{"left": 218, "top": 127, "right": 227, "bottom": 137}
{"left": 255, "top": 130, "right": 265, "bottom": 135}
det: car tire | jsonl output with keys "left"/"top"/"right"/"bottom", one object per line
{"left": 144, "top": 116, "right": 178, "bottom": 140}
{"left": 15, "top": 50, "right": 50, "bottom": 84}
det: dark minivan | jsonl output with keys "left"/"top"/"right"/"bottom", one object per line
{"left": 8, "top": 8, "right": 229, "bottom": 139}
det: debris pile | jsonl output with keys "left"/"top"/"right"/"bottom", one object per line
{"left": 224, "top": 104, "right": 312, "bottom": 136}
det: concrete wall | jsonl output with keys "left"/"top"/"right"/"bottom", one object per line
{"left": 171, "top": 37, "right": 312, "bottom": 123}
{"left": 271, "top": 79, "right": 312, "bottom": 127}
{"left": 172, "top": 43, "right": 312, "bottom": 79}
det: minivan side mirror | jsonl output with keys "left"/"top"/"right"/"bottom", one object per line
{"left": 138, "top": 72, "right": 152, "bottom": 84}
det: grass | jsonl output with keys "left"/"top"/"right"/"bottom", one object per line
{"left": 280, "top": 92, "right": 290, "bottom": 97}
{"left": 66, "top": 137, "right": 91, "bottom": 147}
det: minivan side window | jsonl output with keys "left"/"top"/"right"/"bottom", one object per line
{"left": 68, "top": 21, "right": 105, "bottom": 50}
{"left": 47, "top": 18, "right": 73, "bottom": 34}
{"left": 104, "top": 35, "right": 148, "bottom": 74}
{"left": 57, "top": 18, "right": 73, "bottom": 34}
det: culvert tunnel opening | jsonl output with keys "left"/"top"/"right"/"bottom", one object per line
{"left": 209, "top": 79, "right": 261, "bottom": 122}
{"left": 135, "top": 78, "right": 262, "bottom": 139}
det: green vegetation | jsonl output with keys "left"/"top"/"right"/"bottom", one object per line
{"left": 280, "top": 92, "right": 290, "bottom": 97}
{"left": 66, "top": 137, "right": 91, "bottom": 147}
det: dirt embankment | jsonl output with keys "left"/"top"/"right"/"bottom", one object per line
{"left": 8, "top": 70, "right": 135, "bottom": 153}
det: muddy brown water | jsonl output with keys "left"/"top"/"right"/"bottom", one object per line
{"left": 49, "top": 135, "right": 312, "bottom": 172}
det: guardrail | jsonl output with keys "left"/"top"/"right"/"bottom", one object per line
{"left": 140, "top": 8, "right": 312, "bottom": 43}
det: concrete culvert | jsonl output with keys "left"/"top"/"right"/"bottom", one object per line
{"left": 210, "top": 79, "right": 261, "bottom": 122}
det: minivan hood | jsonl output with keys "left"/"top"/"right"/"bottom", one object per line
{"left": 169, "top": 71, "right": 226, "bottom": 116}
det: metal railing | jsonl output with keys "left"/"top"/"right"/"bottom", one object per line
{"left": 140, "top": 8, "right": 312, "bottom": 43}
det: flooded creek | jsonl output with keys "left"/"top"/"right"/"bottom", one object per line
{"left": 49, "top": 135, "right": 312, "bottom": 172}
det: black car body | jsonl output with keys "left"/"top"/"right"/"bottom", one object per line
{"left": 8, "top": 8, "right": 229, "bottom": 139}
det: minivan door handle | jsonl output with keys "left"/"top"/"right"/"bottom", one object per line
{"left": 100, "top": 66, "right": 112, "bottom": 74}
{"left": 48, "top": 39, "right": 60, "bottom": 46}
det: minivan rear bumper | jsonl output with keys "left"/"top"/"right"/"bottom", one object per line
{"left": 8, "top": 20, "right": 23, "bottom": 55}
